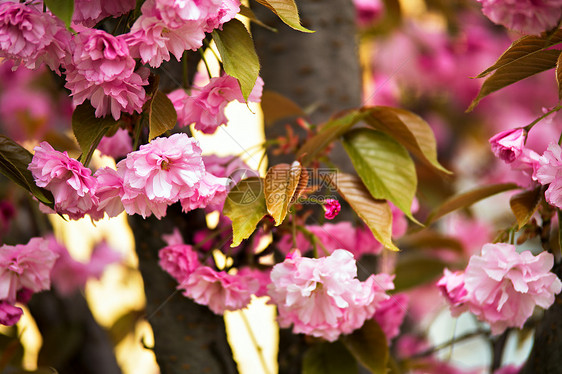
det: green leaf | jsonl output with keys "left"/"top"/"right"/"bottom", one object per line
{"left": 297, "top": 110, "right": 366, "bottom": 166}
{"left": 468, "top": 31, "right": 562, "bottom": 111}
{"left": 223, "top": 177, "right": 267, "bottom": 247}
{"left": 45, "top": 0, "right": 74, "bottom": 28}
{"left": 71, "top": 102, "right": 119, "bottom": 165}
{"left": 253, "top": 0, "right": 314, "bottom": 33}
{"left": 332, "top": 173, "right": 398, "bottom": 251}
{"left": 0, "top": 136, "right": 54, "bottom": 206}
{"left": 303, "top": 341, "right": 358, "bottom": 374}
{"left": 510, "top": 187, "right": 542, "bottom": 229}
{"left": 264, "top": 161, "right": 303, "bottom": 225}
{"left": 364, "top": 107, "right": 451, "bottom": 174}
{"left": 426, "top": 183, "right": 519, "bottom": 225}
{"left": 147, "top": 90, "right": 177, "bottom": 141}
{"left": 212, "top": 19, "right": 261, "bottom": 101}
{"left": 393, "top": 255, "right": 448, "bottom": 293}
{"left": 342, "top": 320, "right": 388, "bottom": 374}
{"left": 342, "top": 128, "right": 418, "bottom": 223}
{"left": 261, "top": 90, "right": 306, "bottom": 126}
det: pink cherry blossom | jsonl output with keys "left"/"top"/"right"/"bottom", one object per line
{"left": 97, "top": 128, "right": 133, "bottom": 159}
{"left": 0, "top": 301, "right": 22, "bottom": 326}
{"left": 489, "top": 128, "right": 526, "bottom": 163}
{"left": 437, "top": 269, "right": 469, "bottom": 317}
{"left": 29, "top": 142, "right": 98, "bottom": 220}
{"left": 179, "top": 172, "right": 229, "bottom": 212}
{"left": 126, "top": 14, "right": 205, "bottom": 68}
{"left": 374, "top": 293, "right": 409, "bottom": 342}
{"left": 173, "top": 75, "right": 264, "bottom": 134}
{"left": 535, "top": 142, "right": 562, "bottom": 209}
{"left": 123, "top": 133, "right": 205, "bottom": 202}
{"left": 92, "top": 167, "right": 125, "bottom": 218}
{"left": 73, "top": 0, "right": 135, "bottom": 27}
{"left": 0, "top": 237, "right": 58, "bottom": 304}
{"left": 64, "top": 28, "right": 148, "bottom": 120}
{"left": 476, "top": 0, "right": 562, "bottom": 35}
{"left": 353, "top": 0, "right": 384, "bottom": 26}
{"left": 179, "top": 265, "right": 259, "bottom": 315}
{"left": 159, "top": 243, "right": 200, "bottom": 283}
{"left": 463, "top": 243, "right": 562, "bottom": 334}
{"left": 323, "top": 199, "right": 341, "bottom": 219}
{"left": 0, "top": 2, "right": 70, "bottom": 74}
{"left": 49, "top": 237, "right": 122, "bottom": 295}
{"left": 267, "top": 249, "right": 393, "bottom": 341}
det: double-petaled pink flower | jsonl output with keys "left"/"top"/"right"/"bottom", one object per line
{"left": 65, "top": 28, "right": 148, "bottom": 120}
{"left": 170, "top": 75, "right": 263, "bottom": 134}
{"left": 0, "top": 1, "right": 70, "bottom": 74}
{"left": 439, "top": 243, "right": 562, "bottom": 334}
{"left": 268, "top": 249, "right": 393, "bottom": 341}
{"left": 29, "top": 142, "right": 98, "bottom": 220}
{"left": 0, "top": 237, "right": 58, "bottom": 304}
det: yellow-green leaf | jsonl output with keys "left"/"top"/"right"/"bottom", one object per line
{"left": 45, "top": 0, "right": 74, "bottom": 28}
{"left": 264, "top": 161, "right": 302, "bottom": 225}
{"left": 297, "top": 110, "right": 366, "bottom": 166}
{"left": 148, "top": 90, "right": 177, "bottom": 141}
{"left": 212, "top": 19, "right": 261, "bottom": 101}
{"left": 342, "top": 320, "right": 388, "bottom": 374}
{"left": 333, "top": 173, "right": 398, "bottom": 251}
{"left": 342, "top": 128, "right": 418, "bottom": 223}
{"left": 72, "top": 102, "right": 119, "bottom": 165}
{"left": 510, "top": 187, "right": 542, "bottom": 229}
{"left": 0, "top": 136, "right": 54, "bottom": 207}
{"left": 303, "top": 341, "right": 358, "bottom": 374}
{"left": 223, "top": 177, "right": 267, "bottom": 247}
{"left": 426, "top": 183, "right": 519, "bottom": 225}
{"left": 253, "top": 0, "right": 314, "bottom": 33}
{"left": 365, "top": 106, "right": 451, "bottom": 174}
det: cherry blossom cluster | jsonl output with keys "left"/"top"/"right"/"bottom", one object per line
{"left": 268, "top": 249, "right": 394, "bottom": 341}
{"left": 0, "top": 235, "right": 121, "bottom": 326}
{"left": 438, "top": 243, "right": 562, "bottom": 334}
{"left": 29, "top": 133, "right": 229, "bottom": 220}
{"left": 0, "top": 0, "right": 244, "bottom": 121}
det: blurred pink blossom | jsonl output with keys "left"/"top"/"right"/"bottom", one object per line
{"left": 0, "top": 301, "right": 22, "bottom": 326}
{"left": 0, "top": 237, "right": 58, "bottom": 304}
{"left": 374, "top": 293, "right": 408, "bottom": 342}
{"left": 72, "top": 0, "right": 135, "bottom": 26}
{"left": 0, "top": 2, "right": 70, "bottom": 74}
{"left": 267, "top": 249, "right": 393, "bottom": 341}
{"left": 29, "top": 142, "right": 98, "bottom": 220}
{"left": 97, "top": 128, "right": 133, "bottom": 159}
{"left": 179, "top": 265, "right": 259, "bottom": 314}
{"left": 476, "top": 0, "right": 562, "bottom": 35}
{"left": 353, "top": 0, "right": 384, "bottom": 26}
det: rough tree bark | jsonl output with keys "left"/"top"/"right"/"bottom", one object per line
{"left": 129, "top": 206, "right": 238, "bottom": 374}
{"left": 252, "top": 1, "right": 362, "bottom": 372}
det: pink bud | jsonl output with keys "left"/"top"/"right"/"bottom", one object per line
{"left": 323, "top": 199, "right": 341, "bottom": 220}
{"left": 489, "top": 128, "right": 526, "bottom": 163}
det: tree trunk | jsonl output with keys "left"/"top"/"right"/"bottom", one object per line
{"left": 252, "top": 1, "right": 362, "bottom": 372}
{"left": 129, "top": 206, "right": 238, "bottom": 374}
